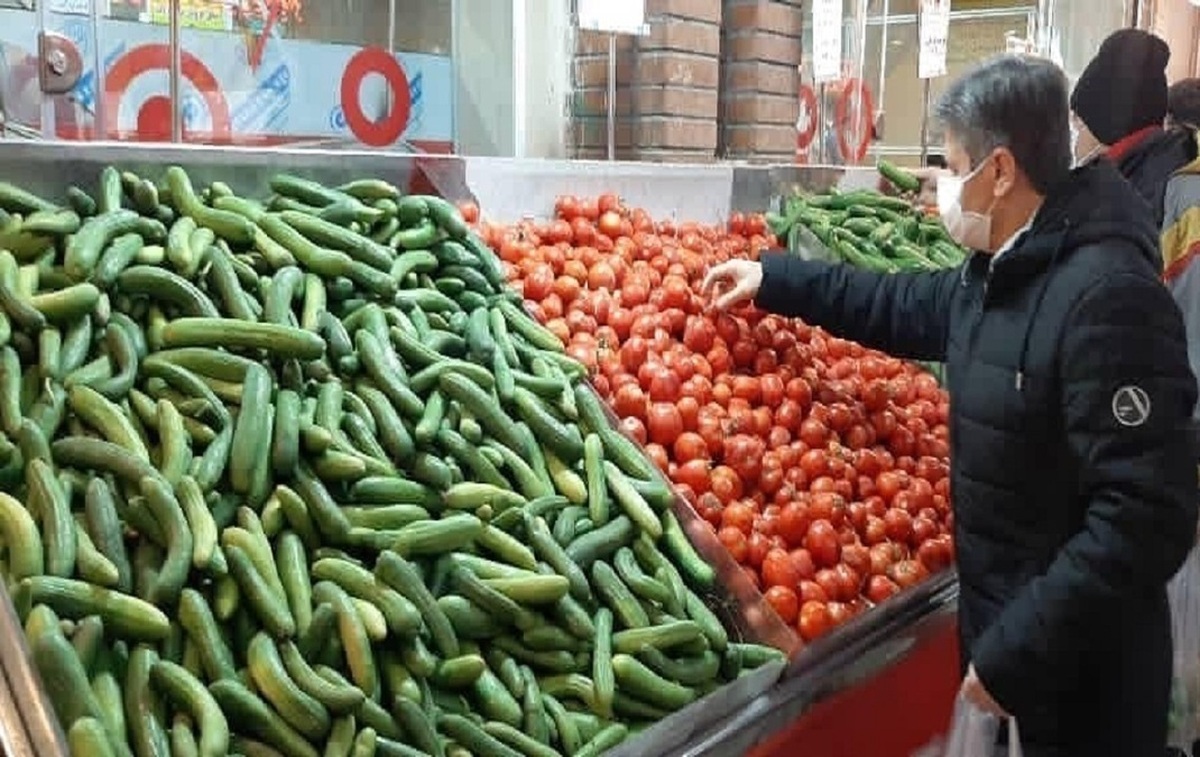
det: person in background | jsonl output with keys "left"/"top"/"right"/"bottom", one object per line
{"left": 1073, "top": 30, "right": 1200, "bottom": 416}
{"left": 703, "top": 54, "right": 1198, "bottom": 757}
{"left": 1169, "top": 78, "right": 1200, "bottom": 131}
{"left": 1071, "top": 31, "right": 1195, "bottom": 234}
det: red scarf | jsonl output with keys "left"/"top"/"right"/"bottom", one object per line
{"left": 1106, "top": 125, "right": 1161, "bottom": 162}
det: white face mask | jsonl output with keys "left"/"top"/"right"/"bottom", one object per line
{"left": 937, "top": 159, "right": 994, "bottom": 252}
{"left": 1070, "top": 119, "right": 1103, "bottom": 167}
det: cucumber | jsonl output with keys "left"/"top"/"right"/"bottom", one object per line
{"left": 150, "top": 660, "right": 231, "bottom": 757}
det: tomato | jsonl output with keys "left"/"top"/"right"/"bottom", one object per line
{"left": 775, "top": 502, "right": 810, "bottom": 547}
{"left": 889, "top": 559, "right": 929, "bottom": 589}
{"left": 762, "top": 548, "right": 801, "bottom": 590}
{"left": 804, "top": 519, "right": 841, "bottom": 568}
{"left": 618, "top": 416, "right": 647, "bottom": 445}
{"left": 710, "top": 465, "right": 743, "bottom": 504}
{"left": 764, "top": 586, "right": 799, "bottom": 625}
{"left": 911, "top": 515, "right": 939, "bottom": 546}
{"left": 865, "top": 574, "right": 901, "bottom": 604}
{"left": 840, "top": 543, "right": 871, "bottom": 578}
{"left": 673, "top": 432, "right": 708, "bottom": 463}
{"left": 681, "top": 316, "right": 716, "bottom": 353}
{"left": 826, "top": 601, "right": 852, "bottom": 628}
{"left": 835, "top": 566, "right": 864, "bottom": 602}
{"left": 785, "top": 548, "right": 814, "bottom": 581}
{"left": 598, "top": 211, "right": 623, "bottom": 238}
{"left": 644, "top": 443, "right": 670, "bottom": 473}
{"left": 796, "top": 449, "right": 828, "bottom": 481}
{"left": 883, "top": 509, "right": 914, "bottom": 543}
{"left": 721, "top": 501, "right": 758, "bottom": 535}
{"left": 786, "top": 377, "right": 813, "bottom": 409}
{"left": 746, "top": 532, "right": 773, "bottom": 568}
{"left": 619, "top": 337, "right": 649, "bottom": 372}
{"left": 647, "top": 370, "right": 682, "bottom": 404}
{"left": 799, "top": 417, "right": 829, "bottom": 448}
{"left": 718, "top": 526, "right": 749, "bottom": 563}
{"left": 798, "top": 600, "right": 833, "bottom": 642}
{"left": 875, "top": 470, "right": 908, "bottom": 503}
{"left": 646, "top": 403, "right": 684, "bottom": 447}
{"left": 612, "top": 383, "right": 647, "bottom": 421}
{"left": 695, "top": 492, "right": 723, "bottom": 527}
{"left": 917, "top": 538, "right": 952, "bottom": 573}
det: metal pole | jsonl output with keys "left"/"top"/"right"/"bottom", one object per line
{"left": 853, "top": 0, "right": 868, "bottom": 161}
{"left": 875, "top": 0, "right": 889, "bottom": 141}
{"left": 513, "top": 0, "right": 528, "bottom": 158}
{"left": 36, "top": 0, "right": 53, "bottom": 139}
{"left": 607, "top": 32, "right": 616, "bottom": 161}
{"left": 816, "top": 82, "right": 826, "bottom": 164}
{"left": 386, "top": 0, "right": 396, "bottom": 132}
{"left": 170, "top": 0, "right": 183, "bottom": 142}
{"left": 91, "top": 0, "right": 105, "bottom": 140}
{"left": 919, "top": 78, "right": 931, "bottom": 166}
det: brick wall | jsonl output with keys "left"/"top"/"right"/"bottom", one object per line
{"left": 570, "top": 0, "right": 803, "bottom": 163}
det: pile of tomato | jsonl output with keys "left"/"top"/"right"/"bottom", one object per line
{"left": 473, "top": 193, "right": 955, "bottom": 643}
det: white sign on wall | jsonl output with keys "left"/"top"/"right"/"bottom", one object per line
{"left": 577, "top": 0, "right": 647, "bottom": 35}
{"left": 811, "top": 0, "right": 842, "bottom": 83}
{"left": 48, "top": 0, "right": 107, "bottom": 15}
{"left": 919, "top": 0, "right": 951, "bottom": 79}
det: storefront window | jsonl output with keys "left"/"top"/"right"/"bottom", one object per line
{"left": 1044, "top": 0, "right": 1132, "bottom": 81}
{"left": 867, "top": 5, "right": 1037, "bottom": 162}
{"left": 0, "top": 0, "right": 454, "bottom": 151}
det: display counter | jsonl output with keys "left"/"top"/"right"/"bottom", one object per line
{"left": 0, "top": 140, "right": 962, "bottom": 756}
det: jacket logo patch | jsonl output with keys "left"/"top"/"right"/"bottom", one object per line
{"left": 1112, "top": 385, "right": 1152, "bottom": 427}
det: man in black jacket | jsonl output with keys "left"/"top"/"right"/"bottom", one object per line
{"left": 704, "top": 55, "right": 1198, "bottom": 757}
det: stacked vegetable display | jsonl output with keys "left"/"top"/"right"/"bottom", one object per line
{"left": 480, "top": 192, "right": 955, "bottom": 644}
{"left": 765, "top": 160, "right": 967, "bottom": 272}
{"left": 0, "top": 169, "right": 783, "bottom": 757}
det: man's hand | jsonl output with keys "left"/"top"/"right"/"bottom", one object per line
{"left": 961, "top": 664, "right": 1009, "bottom": 718}
{"left": 878, "top": 166, "right": 950, "bottom": 208}
{"left": 701, "top": 260, "right": 763, "bottom": 311}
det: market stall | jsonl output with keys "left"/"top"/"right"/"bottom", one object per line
{"left": 0, "top": 140, "right": 962, "bottom": 756}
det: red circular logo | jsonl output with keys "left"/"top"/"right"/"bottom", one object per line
{"left": 340, "top": 47, "right": 412, "bottom": 147}
{"left": 796, "top": 85, "right": 819, "bottom": 154}
{"left": 835, "top": 78, "right": 875, "bottom": 164}
{"left": 104, "top": 44, "right": 231, "bottom": 140}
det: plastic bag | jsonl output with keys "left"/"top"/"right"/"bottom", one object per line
{"left": 1167, "top": 542, "right": 1200, "bottom": 754}
{"left": 942, "top": 693, "right": 1022, "bottom": 757}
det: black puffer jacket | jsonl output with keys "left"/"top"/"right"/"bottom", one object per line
{"left": 1115, "top": 126, "right": 1197, "bottom": 231}
{"left": 755, "top": 160, "right": 1198, "bottom": 756}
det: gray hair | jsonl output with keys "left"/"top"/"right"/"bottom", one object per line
{"left": 934, "top": 54, "right": 1072, "bottom": 193}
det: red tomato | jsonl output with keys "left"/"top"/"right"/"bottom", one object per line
{"left": 718, "top": 526, "right": 749, "bottom": 563}
{"left": 865, "top": 574, "right": 901, "bottom": 604}
{"left": 761, "top": 548, "right": 801, "bottom": 590}
{"left": 804, "top": 519, "right": 841, "bottom": 568}
{"left": 673, "top": 458, "right": 711, "bottom": 494}
{"left": 765, "top": 585, "right": 800, "bottom": 625}
{"left": 721, "top": 501, "right": 758, "bottom": 535}
{"left": 612, "top": 383, "right": 647, "bottom": 421}
{"left": 673, "top": 432, "right": 709, "bottom": 462}
{"left": 710, "top": 466, "right": 743, "bottom": 504}
{"left": 798, "top": 600, "right": 833, "bottom": 641}
{"left": 646, "top": 403, "right": 684, "bottom": 447}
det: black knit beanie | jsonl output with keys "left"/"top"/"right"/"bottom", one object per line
{"left": 1070, "top": 29, "right": 1170, "bottom": 145}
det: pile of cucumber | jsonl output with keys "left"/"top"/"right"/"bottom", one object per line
{"left": 0, "top": 168, "right": 782, "bottom": 757}
{"left": 766, "top": 160, "right": 968, "bottom": 273}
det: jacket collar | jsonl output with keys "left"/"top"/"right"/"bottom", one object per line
{"left": 1106, "top": 125, "right": 1161, "bottom": 162}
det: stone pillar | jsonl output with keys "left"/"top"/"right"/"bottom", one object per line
{"left": 720, "top": 0, "right": 804, "bottom": 162}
